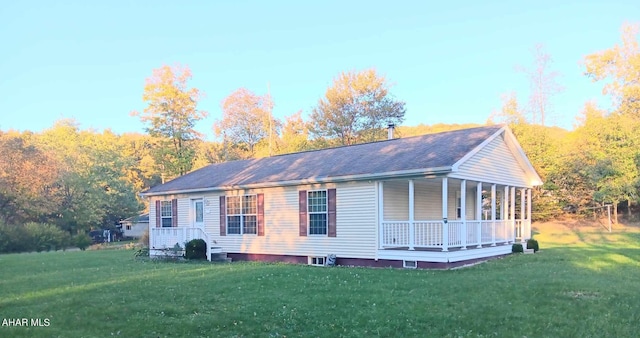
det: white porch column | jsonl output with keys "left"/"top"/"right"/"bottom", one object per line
{"left": 476, "top": 182, "right": 482, "bottom": 248}
{"left": 520, "top": 188, "right": 527, "bottom": 223}
{"left": 442, "top": 177, "right": 449, "bottom": 252}
{"left": 510, "top": 186, "right": 516, "bottom": 240}
{"left": 500, "top": 186, "right": 509, "bottom": 221}
{"left": 378, "top": 181, "right": 384, "bottom": 249}
{"left": 527, "top": 188, "right": 533, "bottom": 239}
{"left": 460, "top": 180, "right": 467, "bottom": 250}
{"left": 491, "top": 184, "right": 496, "bottom": 246}
{"left": 408, "top": 180, "right": 415, "bottom": 250}
{"left": 504, "top": 186, "right": 511, "bottom": 242}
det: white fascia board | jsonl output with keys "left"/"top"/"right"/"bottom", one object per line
{"left": 501, "top": 127, "right": 543, "bottom": 186}
{"left": 139, "top": 166, "right": 453, "bottom": 197}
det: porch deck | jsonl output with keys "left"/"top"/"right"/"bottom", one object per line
{"left": 377, "top": 219, "right": 531, "bottom": 263}
{"left": 380, "top": 219, "right": 531, "bottom": 251}
{"left": 149, "top": 227, "right": 215, "bottom": 261}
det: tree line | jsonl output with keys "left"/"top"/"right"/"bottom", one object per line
{"left": 0, "top": 23, "right": 637, "bottom": 252}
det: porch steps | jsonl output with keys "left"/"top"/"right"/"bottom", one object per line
{"left": 211, "top": 251, "right": 232, "bottom": 263}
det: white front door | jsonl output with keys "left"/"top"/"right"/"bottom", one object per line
{"left": 193, "top": 199, "right": 204, "bottom": 228}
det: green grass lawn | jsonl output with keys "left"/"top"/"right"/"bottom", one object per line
{"left": 1, "top": 222, "right": 639, "bottom": 338}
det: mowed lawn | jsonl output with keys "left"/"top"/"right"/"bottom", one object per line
{"left": 1, "top": 222, "right": 640, "bottom": 338}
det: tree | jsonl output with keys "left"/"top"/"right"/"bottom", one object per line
{"left": 487, "top": 92, "right": 526, "bottom": 125}
{"left": 568, "top": 103, "right": 640, "bottom": 223}
{"left": 584, "top": 23, "right": 640, "bottom": 117}
{"left": 132, "top": 65, "right": 207, "bottom": 181}
{"left": 517, "top": 44, "right": 564, "bottom": 126}
{"left": 215, "top": 88, "right": 274, "bottom": 157}
{"left": 36, "top": 120, "right": 143, "bottom": 234}
{"left": 0, "top": 133, "right": 61, "bottom": 224}
{"left": 278, "top": 111, "right": 310, "bottom": 154}
{"left": 309, "top": 69, "right": 406, "bottom": 146}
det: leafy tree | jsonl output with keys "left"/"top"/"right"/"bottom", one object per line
{"left": 216, "top": 87, "right": 274, "bottom": 157}
{"left": 277, "top": 111, "right": 310, "bottom": 154}
{"left": 118, "top": 133, "right": 162, "bottom": 191}
{"left": 584, "top": 23, "right": 640, "bottom": 117}
{"left": 516, "top": 44, "right": 564, "bottom": 126}
{"left": 37, "top": 120, "right": 142, "bottom": 233}
{"left": 132, "top": 65, "right": 207, "bottom": 180}
{"left": 0, "top": 132, "right": 61, "bottom": 224}
{"left": 568, "top": 103, "right": 640, "bottom": 222}
{"left": 487, "top": 92, "right": 526, "bottom": 125}
{"left": 309, "top": 69, "right": 406, "bottom": 145}
{"left": 397, "top": 123, "right": 482, "bottom": 137}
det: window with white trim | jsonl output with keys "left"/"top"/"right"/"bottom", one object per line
{"left": 161, "top": 201, "right": 173, "bottom": 227}
{"left": 308, "top": 190, "right": 327, "bottom": 235}
{"left": 309, "top": 256, "right": 326, "bottom": 266}
{"left": 226, "top": 195, "right": 257, "bottom": 235}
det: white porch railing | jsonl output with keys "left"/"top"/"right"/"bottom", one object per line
{"left": 150, "top": 227, "right": 212, "bottom": 261}
{"left": 381, "top": 219, "right": 530, "bottom": 251}
{"left": 514, "top": 220, "right": 532, "bottom": 241}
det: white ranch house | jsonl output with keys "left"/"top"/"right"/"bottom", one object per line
{"left": 141, "top": 125, "right": 541, "bottom": 268}
{"left": 118, "top": 213, "right": 149, "bottom": 238}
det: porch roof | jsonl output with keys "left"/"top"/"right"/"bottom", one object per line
{"left": 142, "top": 125, "right": 505, "bottom": 196}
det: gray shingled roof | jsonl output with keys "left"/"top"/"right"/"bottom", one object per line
{"left": 121, "top": 213, "right": 149, "bottom": 223}
{"left": 142, "top": 125, "right": 503, "bottom": 195}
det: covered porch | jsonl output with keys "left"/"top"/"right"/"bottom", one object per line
{"left": 377, "top": 177, "right": 532, "bottom": 257}
{"left": 149, "top": 226, "right": 218, "bottom": 260}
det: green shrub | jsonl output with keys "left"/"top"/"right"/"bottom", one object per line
{"left": 24, "top": 222, "right": 71, "bottom": 252}
{"left": 0, "top": 222, "right": 30, "bottom": 253}
{"left": 74, "top": 234, "right": 93, "bottom": 251}
{"left": 134, "top": 247, "right": 149, "bottom": 258}
{"left": 0, "top": 222, "right": 70, "bottom": 253}
{"left": 184, "top": 239, "right": 207, "bottom": 260}
{"left": 527, "top": 239, "right": 540, "bottom": 252}
{"left": 512, "top": 243, "right": 524, "bottom": 253}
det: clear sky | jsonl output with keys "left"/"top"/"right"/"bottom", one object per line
{"left": 1, "top": 1, "right": 638, "bottom": 139}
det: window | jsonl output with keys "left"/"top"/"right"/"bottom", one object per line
{"left": 226, "top": 195, "right": 257, "bottom": 235}
{"left": 309, "top": 256, "right": 325, "bottom": 266}
{"left": 308, "top": 190, "right": 327, "bottom": 235}
{"left": 126, "top": 225, "right": 131, "bottom": 230}
{"left": 403, "top": 260, "right": 417, "bottom": 269}
{"left": 161, "top": 201, "right": 173, "bottom": 227}
{"left": 193, "top": 199, "right": 204, "bottom": 225}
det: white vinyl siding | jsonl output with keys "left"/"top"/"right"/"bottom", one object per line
{"left": 383, "top": 181, "right": 409, "bottom": 220}
{"left": 177, "top": 198, "right": 190, "bottom": 227}
{"left": 211, "top": 181, "right": 377, "bottom": 260}
{"left": 204, "top": 196, "right": 219, "bottom": 236}
{"left": 414, "top": 179, "right": 442, "bottom": 220}
{"left": 383, "top": 179, "right": 477, "bottom": 221}
{"left": 455, "top": 134, "right": 530, "bottom": 187}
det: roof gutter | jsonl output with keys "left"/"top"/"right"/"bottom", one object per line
{"left": 139, "top": 166, "right": 453, "bottom": 197}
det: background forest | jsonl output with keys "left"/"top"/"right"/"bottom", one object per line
{"left": 1, "top": 24, "right": 638, "bottom": 252}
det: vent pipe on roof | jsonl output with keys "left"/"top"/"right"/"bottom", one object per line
{"left": 387, "top": 123, "right": 395, "bottom": 140}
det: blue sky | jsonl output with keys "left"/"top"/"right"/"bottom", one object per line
{"left": 1, "top": 1, "right": 638, "bottom": 139}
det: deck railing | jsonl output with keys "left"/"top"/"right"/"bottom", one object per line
{"left": 150, "top": 227, "right": 211, "bottom": 261}
{"left": 381, "top": 219, "right": 530, "bottom": 251}
{"left": 514, "top": 220, "right": 531, "bottom": 241}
